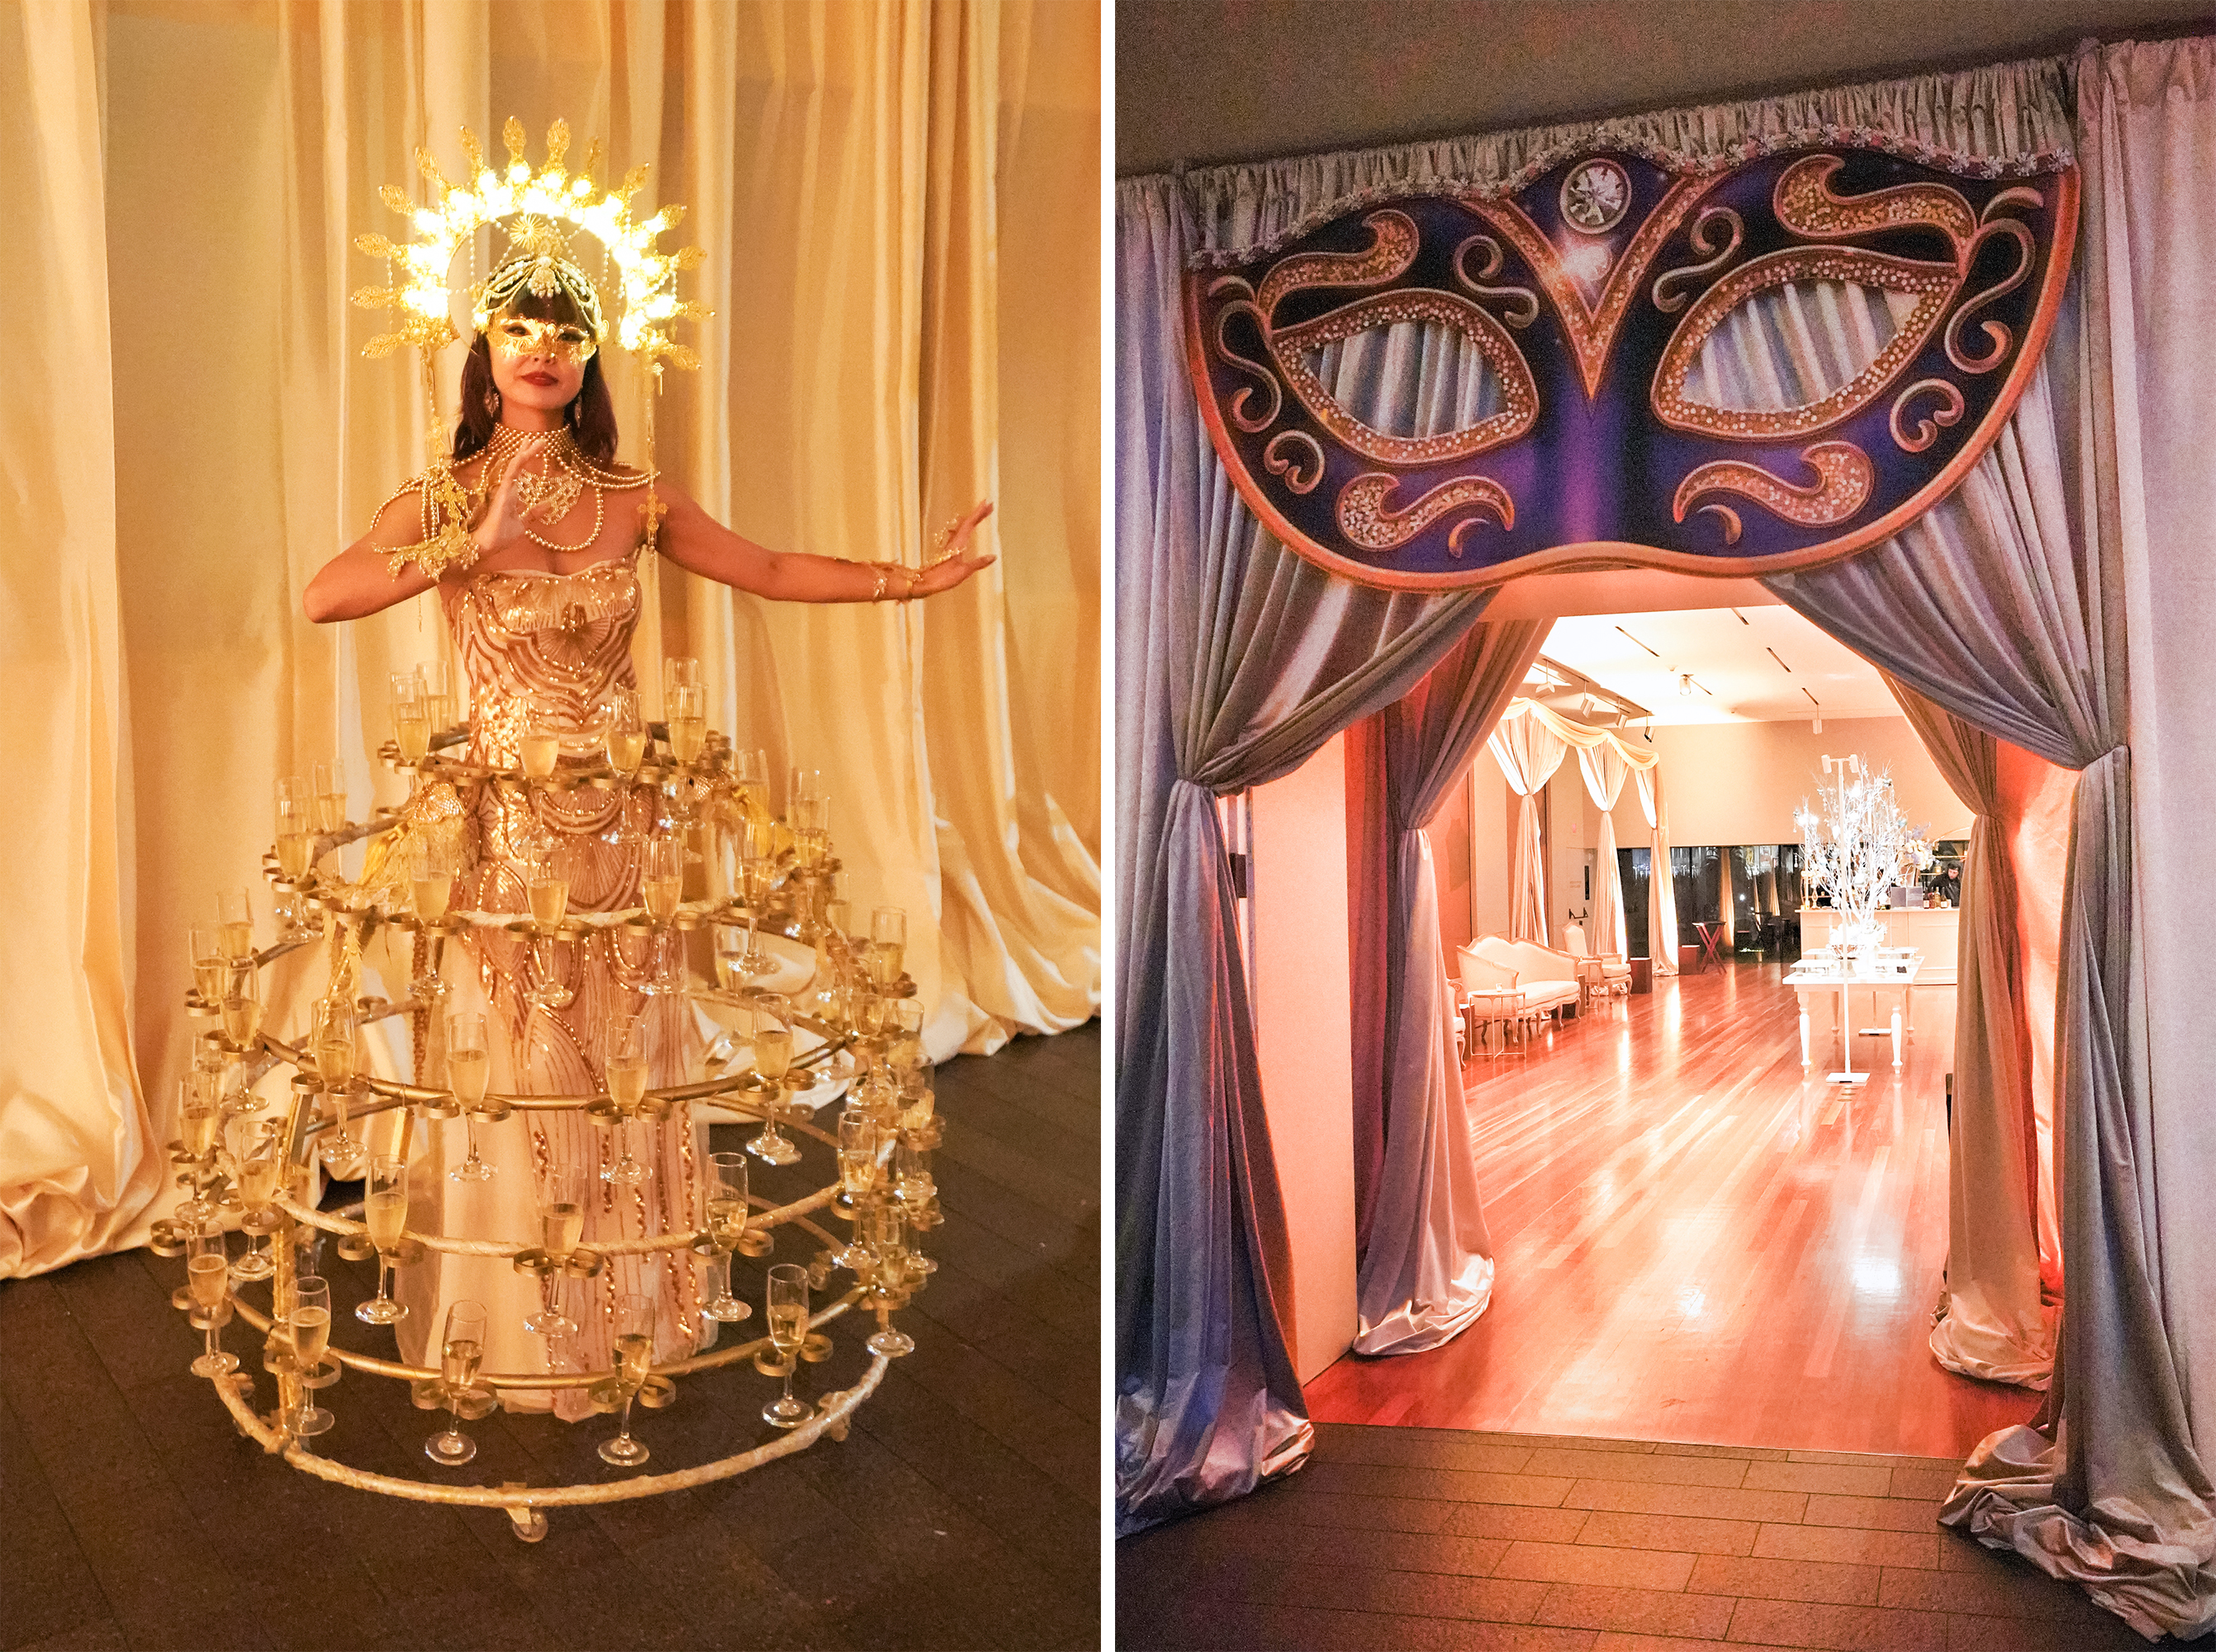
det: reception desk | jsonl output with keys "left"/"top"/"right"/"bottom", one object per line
{"left": 1797, "top": 905, "right": 1959, "bottom": 982}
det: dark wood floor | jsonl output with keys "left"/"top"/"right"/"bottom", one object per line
{"left": 1307, "top": 960, "right": 2036, "bottom": 1458}
{"left": 1117, "top": 1422, "right": 2195, "bottom": 1651}
{"left": 0, "top": 1022, "right": 1100, "bottom": 1652}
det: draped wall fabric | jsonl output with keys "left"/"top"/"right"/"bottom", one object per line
{"left": 1117, "top": 173, "right": 1488, "bottom": 1533}
{"left": 1766, "top": 44, "right": 2216, "bottom": 1629}
{"left": 1635, "top": 767, "right": 1682, "bottom": 975}
{"left": 0, "top": 0, "right": 1100, "bottom": 1280}
{"left": 0, "top": 1, "right": 162, "bottom": 1278}
{"left": 1576, "top": 742, "right": 1630, "bottom": 963}
{"left": 1886, "top": 675, "right": 2052, "bottom": 1389}
{"left": 1487, "top": 712, "right": 1565, "bottom": 945}
{"left": 1350, "top": 620, "right": 1543, "bottom": 1356}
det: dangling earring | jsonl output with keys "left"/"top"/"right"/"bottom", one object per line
{"left": 486, "top": 386, "right": 502, "bottom": 418}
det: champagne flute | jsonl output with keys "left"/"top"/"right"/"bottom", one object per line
{"left": 887, "top": 998, "right": 924, "bottom": 1080}
{"left": 411, "top": 839, "right": 454, "bottom": 925}
{"left": 524, "top": 839, "right": 573, "bottom": 1009}
{"left": 863, "top": 1203, "right": 915, "bottom": 1357}
{"left": 391, "top": 672, "right": 430, "bottom": 765}
{"left": 791, "top": 794, "right": 829, "bottom": 873}
{"left": 227, "top": 1117, "right": 281, "bottom": 1282}
{"left": 870, "top": 906, "right": 906, "bottom": 989}
{"left": 895, "top": 1140, "right": 936, "bottom": 1206}
{"left": 415, "top": 659, "right": 455, "bottom": 741}
{"left": 602, "top": 1013, "right": 649, "bottom": 1186}
{"left": 666, "top": 684, "right": 706, "bottom": 764}
{"left": 187, "top": 1227, "right": 239, "bottom": 1377}
{"left": 642, "top": 832, "right": 684, "bottom": 924}
{"left": 425, "top": 1298, "right": 487, "bottom": 1465}
{"left": 520, "top": 691, "right": 562, "bottom": 781}
{"left": 311, "top": 760, "right": 347, "bottom": 836}
{"left": 525, "top": 1168, "right": 584, "bottom": 1336}
{"left": 176, "top": 1079, "right": 221, "bottom": 1228}
{"left": 701, "top": 1151, "right": 751, "bottom": 1323}
{"left": 599, "top": 1293, "right": 657, "bottom": 1466}
{"left": 762, "top": 1264, "right": 812, "bottom": 1428}
{"left": 661, "top": 655, "right": 700, "bottom": 716}
{"left": 287, "top": 1275, "right": 335, "bottom": 1436}
{"left": 603, "top": 686, "right": 647, "bottom": 776}
{"left": 355, "top": 1155, "right": 409, "bottom": 1326}
{"left": 447, "top": 1010, "right": 494, "bottom": 1183}
{"left": 274, "top": 777, "right": 316, "bottom": 923}
{"left": 221, "top": 959, "right": 263, "bottom": 1055}
{"left": 833, "top": 1110, "right": 880, "bottom": 1270}
{"left": 187, "top": 923, "right": 227, "bottom": 1006}
{"left": 786, "top": 765, "right": 824, "bottom": 816}
{"left": 217, "top": 889, "right": 254, "bottom": 962}
{"left": 314, "top": 999, "right": 363, "bottom": 1162}
{"left": 745, "top": 994, "right": 801, "bottom": 1166}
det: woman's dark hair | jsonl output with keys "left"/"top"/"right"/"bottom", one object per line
{"left": 453, "top": 287, "right": 618, "bottom": 464}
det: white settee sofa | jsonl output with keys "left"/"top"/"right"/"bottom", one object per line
{"left": 1456, "top": 935, "right": 1582, "bottom": 1041}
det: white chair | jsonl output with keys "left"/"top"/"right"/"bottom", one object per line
{"left": 1562, "top": 921, "right": 1631, "bottom": 1006}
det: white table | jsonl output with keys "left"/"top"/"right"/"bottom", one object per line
{"left": 1785, "top": 952, "right": 1921, "bottom": 1084}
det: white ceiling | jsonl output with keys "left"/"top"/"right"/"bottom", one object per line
{"left": 1539, "top": 606, "right": 1900, "bottom": 726}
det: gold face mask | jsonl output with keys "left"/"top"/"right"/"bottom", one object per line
{"left": 491, "top": 313, "right": 598, "bottom": 365}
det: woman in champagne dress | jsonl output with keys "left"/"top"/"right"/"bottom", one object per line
{"left": 302, "top": 251, "right": 991, "bottom": 1416}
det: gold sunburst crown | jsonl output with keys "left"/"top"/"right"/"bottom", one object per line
{"left": 352, "top": 116, "right": 708, "bottom": 372}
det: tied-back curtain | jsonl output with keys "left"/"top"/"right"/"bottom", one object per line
{"left": 1886, "top": 673, "right": 2051, "bottom": 1389}
{"left": 0, "top": 0, "right": 1101, "bottom": 1280}
{"left": 1765, "top": 42, "right": 2216, "bottom": 1631}
{"left": 1635, "top": 767, "right": 1682, "bottom": 975}
{"left": 1488, "top": 712, "right": 1565, "bottom": 945}
{"left": 1350, "top": 619, "right": 1544, "bottom": 1355}
{"left": 1117, "top": 173, "right": 1489, "bottom": 1534}
{"left": 1576, "top": 741, "right": 1630, "bottom": 961}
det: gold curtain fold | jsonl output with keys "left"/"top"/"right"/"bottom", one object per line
{"left": 2, "top": 0, "right": 1099, "bottom": 1279}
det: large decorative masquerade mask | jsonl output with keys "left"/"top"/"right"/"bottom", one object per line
{"left": 1184, "top": 140, "right": 2076, "bottom": 589}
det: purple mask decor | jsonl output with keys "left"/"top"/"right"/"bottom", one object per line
{"left": 1184, "top": 141, "right": 2076, "bottom": 589}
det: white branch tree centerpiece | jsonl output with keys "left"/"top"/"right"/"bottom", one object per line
{"left": 1794, "top": 755, "right": 1934, "bottom": 963}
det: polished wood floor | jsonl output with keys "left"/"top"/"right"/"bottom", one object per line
{"left": 1307, "top": 961, "right": 2039, "bottom": 1459}
{"left": 0, "top": 1024, "right": 1099, "bottom": 1652}
{"left": 1117, "top": 1422, "right": 2172, "bottom": 1651}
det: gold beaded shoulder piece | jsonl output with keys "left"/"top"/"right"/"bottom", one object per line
{"left": 378, "top": 427, "right": 657, "bottom": 577}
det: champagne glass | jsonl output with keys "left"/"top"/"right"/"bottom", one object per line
{"left": 666, "top": 684, "right": 705, "bottom": 765}
{"left": 187, "top": 923, "right": 226, "bottom": 1007}
{"left": 661, "top": 655, "right": 700, "bottom": 714}
{"left": 220, "top": 959, "right": 263, "bottom": 1055}
{"left": 411, "top": 838, "right": 454, "bottom": 926}
{"left": 786, "top": 765, "right": 824, "bottom": 816}
{"left": 601, "top": 1013, "right": 649, "bottom": 1186}
{"left": 175, "top": 1078, "right": 221, "bottom": 1227}
{"left": 447, "top": 1010, "right": 494, "bottom": 1183}
{"left": 712, "top": 922, "right": 762, "bottom": 992}
{"left": 425, "top": 1298, "right": 486, "bottom": 1465}
{"left": 745, "top": 994, "right": 801, "bottom": 1166}
{"left": 391, "top": 672, "right": 430, "bottom": 765}
{"left": 731, "top": 747, "right": 768, "bottom": 819}
{"left": 895, "top": 1140, "right": 935, "bottom": 1206}
{"left": 274, "top": 778, "right": 316, "bottom": 938}
{"left": 526, "top": 1168, "right": 584, "bottom": 1336}
{"left": 900, "top": 1060, "right": 936, "bottom": 1135}
{"left": 186, "top": 1227, "right": 239, "bottom": 1377}
{"left": 833, "top": 1110, "right": 880, "bottom": 1270}
{"left": 642, "top": 832, "right": 684, "bottom": 924}
{"left": 762, "top": 1264, "right": 812, "bottom": 1428}
{"left": 701, "top": 1151, "right": 751, "bottom": 1323}
{"left": 355, "top": 1154, "right": 409, "bottom": 1325}
{"left": 227, "top": 1117, "right": 281, "bottom": 1282}
{"left": 886, "top": 998, "right": 924, "bottom": 1085}
{"left": 415, "top": 658, "right": 455, "bottom": 740}
{"left": 863, "top": 1203, "right": 915, "bottom": 1357}
{"left": 791, "top": 794, "right": 829, "bottom": 873}
{"left": 520, "top": 691, "right": 562, "bottom": 781}
{"left": 217, "top": 889, "right": 254, "bottom": 962}
{"left": 869, "top": 907, "right": 906, "bottom": 989}
{"left": 599, "top": 1293, "right": 657, "bottom": 1466}
{"left": 603, "top": 686, "right": 647, "bottom": 776}
{"left": 524, "top": 838, "right": 573, "bottom": 1009}
{"left": 311, "top": 760, "right": 347, "bottom": 835}
{"left": 314, "top": 999, "right": 363, "bottom": 1162}
{"left": 287, "top": 1275, "right": 335, "bottom": 1436}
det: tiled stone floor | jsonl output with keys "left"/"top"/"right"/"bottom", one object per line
{"left": 1117, "top": 1422, "right": 2209, "bottom": 1650}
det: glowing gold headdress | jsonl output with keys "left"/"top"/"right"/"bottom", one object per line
{"left": 353, "top": 118, "right": 708, "bottom": 576}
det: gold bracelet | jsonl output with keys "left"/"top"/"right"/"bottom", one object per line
{"left": 868, "top": 563, "right": 890, "bottom": 601}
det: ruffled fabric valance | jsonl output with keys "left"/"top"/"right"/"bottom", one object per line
{"left": 1166, "top": 56, "right": 2072, "bottom": 265}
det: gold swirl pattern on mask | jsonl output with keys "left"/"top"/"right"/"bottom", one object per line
{"left": 1672, "top": 440, "right": 1873, "bottom": 542}
{"left": 1336, "top": 471, "right": 1515, "bottom": 553}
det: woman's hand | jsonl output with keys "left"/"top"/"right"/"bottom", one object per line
{"left": 911, "top": 498, "right": 996, "bottom": 596}
{"left": 470, "top": 436, "right": 546, "bottom": 556}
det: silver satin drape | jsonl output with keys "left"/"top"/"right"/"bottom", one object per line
{"left": 1763, "top": 44, "right": 2216, "bottom": 1631}
{"left": 1577, "top": 741, "right": 1631, "bottom": 961}
{"left": 1886, "top": 675, "right": 2052, "bottom": 1389}
{"left": 1488, "top": 711, "right": 1567, "bottom": 946}
{"left": 1116, "top": 174, "right": 1488, "bottom": 1534}
{"left": 1353, "top": 621, "right": 1545, "bottom": 1356}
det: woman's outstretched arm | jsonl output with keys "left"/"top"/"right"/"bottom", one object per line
{"left": 657, "top": 485, "right": 994, "bottom": 602}
{"left": 301, "top": 499, "right": 444, "bottom": 623}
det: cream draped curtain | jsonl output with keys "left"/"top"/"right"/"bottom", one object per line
{"left": 1488, "top": 700, "right": 1657, "bottom": 950}
{"left": 1634, "top": 767, "right": 1682, "bottom": 975}
{"left": 1, "top": 0, "right": 1100, "bottom": 1281}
